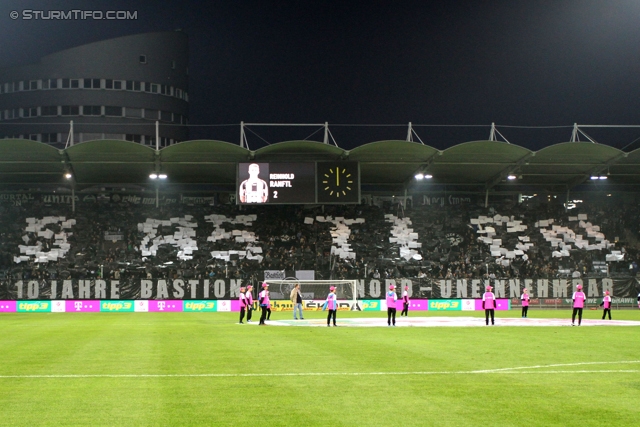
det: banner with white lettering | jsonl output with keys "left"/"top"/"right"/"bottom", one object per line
{"left": 0, "top": 277, "right": 636, "bottom": 300}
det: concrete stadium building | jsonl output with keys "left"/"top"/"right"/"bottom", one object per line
{"left": 0, "top": 31, "right": 189, "bottom": 148}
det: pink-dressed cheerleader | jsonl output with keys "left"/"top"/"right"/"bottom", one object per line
{"left": 386, "top": 284, "right": 397, "bottom": 326}
{"left": 239, "top": 286, "right": 247, "bottom": 324}
{"left": 259, "top": 283, "right": 271, "bottom": 325}
{"left": 572, "top": 284, "right": 586, "bottom": 326}
{"left": 482, "top": 285, "right": 496, "bottom": 325}
{"left": 521, "top": 288, "right": 530, "bottom": 318}
{"left": 245, "top": 285, "right": 254, "bottom": 322}
{"left": 600, "top": 290, "right": 612, "bottom": 320}
{"left": 400, "top": 285, "right": 410, "bottom": 317}
{"left": 324, "top": 286, "right": 338, "bottom": 327}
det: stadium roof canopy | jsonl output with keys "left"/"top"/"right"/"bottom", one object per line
{"left": 0, "top": 138, "right": 638, "bottom": 192}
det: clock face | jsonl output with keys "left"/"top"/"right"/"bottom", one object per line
{"left": 316, "top": 162, "right": 359, "bottom": 203}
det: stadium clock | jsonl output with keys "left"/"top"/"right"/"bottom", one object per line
{"left": 316, "top": 162, "right": 360, "bottom": 204}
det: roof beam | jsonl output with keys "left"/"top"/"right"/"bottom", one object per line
{"left": 401, "top": 150, "right": 443, "bottom": 190}
{"left": 0, "top": 172, "right": 64, "bottom": 175}
{"left": 484, "top": 152, "right": 535, "bottom": 191}
{"left": 357, "top": 161, "right": 436, "bottom": 165}
{"left": 0, "top": 161, "right": 65, "bottom": 164}
{"left": 60, "top": 161, "right": 156, "bottom": 164}
{"left": 565, "top": 151, "right": 629, "bottom": 190}
{"left": 60, "top": 149, "right": 78, "bottom": 185}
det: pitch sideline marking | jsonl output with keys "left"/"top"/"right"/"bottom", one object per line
{"left": 0, "top": 361, "right": 638, "bottom": 379}
{"left": 474, "top": 360, "right": 640, "bottom": 373}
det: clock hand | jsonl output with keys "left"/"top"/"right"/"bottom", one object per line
{"left": 336, "top": 168, "right": 339, "bottom": 186}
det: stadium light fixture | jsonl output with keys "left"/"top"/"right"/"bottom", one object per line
{"left": 149, "top": 173, "right": 158, "bottom": 179}
{"left": 590, "top": 176, "right": 599, "bottom": 180}
{"left": 415, "top": 171, "right": 432, "bottom": 180}
{"left": 158, "top": 174, "right": 168, "bottom": 180}
{"left": 599, "top": 176, "right": 607, "bottom": 180}
{"left": 507, "top": 175, "right": 517, "bottom": 180}
{"left": 64, "top": 173, "right": 72, "bottom": 179}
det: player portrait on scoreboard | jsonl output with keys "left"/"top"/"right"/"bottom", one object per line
{"left": 238, "top": 163, "right": 269, "bottom": 203}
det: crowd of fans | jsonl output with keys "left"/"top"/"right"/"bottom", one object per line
{"left": 0, "top": 193, "right": 638, "bottom": 285}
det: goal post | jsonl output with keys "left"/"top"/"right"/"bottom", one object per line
{"left": 264, "top": 279, "right": 358, "bottom": 308}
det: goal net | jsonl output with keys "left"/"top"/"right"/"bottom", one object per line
{"left": 264, "top": 279, "right": 358, "bottom": 305}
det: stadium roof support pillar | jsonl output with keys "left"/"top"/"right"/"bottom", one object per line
{"left": 153, "top": 144, "right": 161, "bottom": 207}
{"left": 64, "top": 121, "right": 74, "bottom": 148}
{"left": 155, "top": 121, "right": 160, "bottom": 151}
{"left": 240, "top": 121, "right": 246, "bottom": 148}
{"left": 485, "top": 188, "right": 489, "bottom": 208}
{"left": 324, "top": 122, "right": 329, "bottom": 145}
{"left": 405, "top": 122, "right": 425, "bottom": 144}
{"left": 570, "top": 123, "right": 597, "bottom": 143}
{"left": 488, "top": 122, "right": 510, "bottom": 143}
{"left": 571, "top": 123, "right": 578, "bottom": 142}
{"left": 61, "top": 150, "right": 77, "bottom": 210}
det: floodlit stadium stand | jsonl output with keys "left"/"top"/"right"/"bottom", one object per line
{"left": 0, "top": 137, "right": 638, "bottom": 295}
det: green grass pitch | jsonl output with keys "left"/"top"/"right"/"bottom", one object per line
{"left": 1, "top": 309, "right": 640, "bottom": 426}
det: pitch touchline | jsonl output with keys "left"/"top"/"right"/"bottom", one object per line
{"left": 0, "top": 371, "right": 638, "bottom": 379}
{"left": 475, "top": 360, "right": 640, "bottom": 373}
{"left": 0, "top": 361, "right": 638, "bottom": 379}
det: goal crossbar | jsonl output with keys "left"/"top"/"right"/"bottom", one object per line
{"left": 264, "top": 279, "right": 358, "bottom": 304}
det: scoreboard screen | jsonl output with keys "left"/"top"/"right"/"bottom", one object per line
{"left": 237, "top": 163, "right": 315, "bottom": 204}
{"left": 237, "top": 162, "right": 360, "bottom": 205}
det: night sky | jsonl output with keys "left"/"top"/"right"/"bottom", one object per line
{"left": 2, "top": 0, "right": 640, "bottom": 150}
